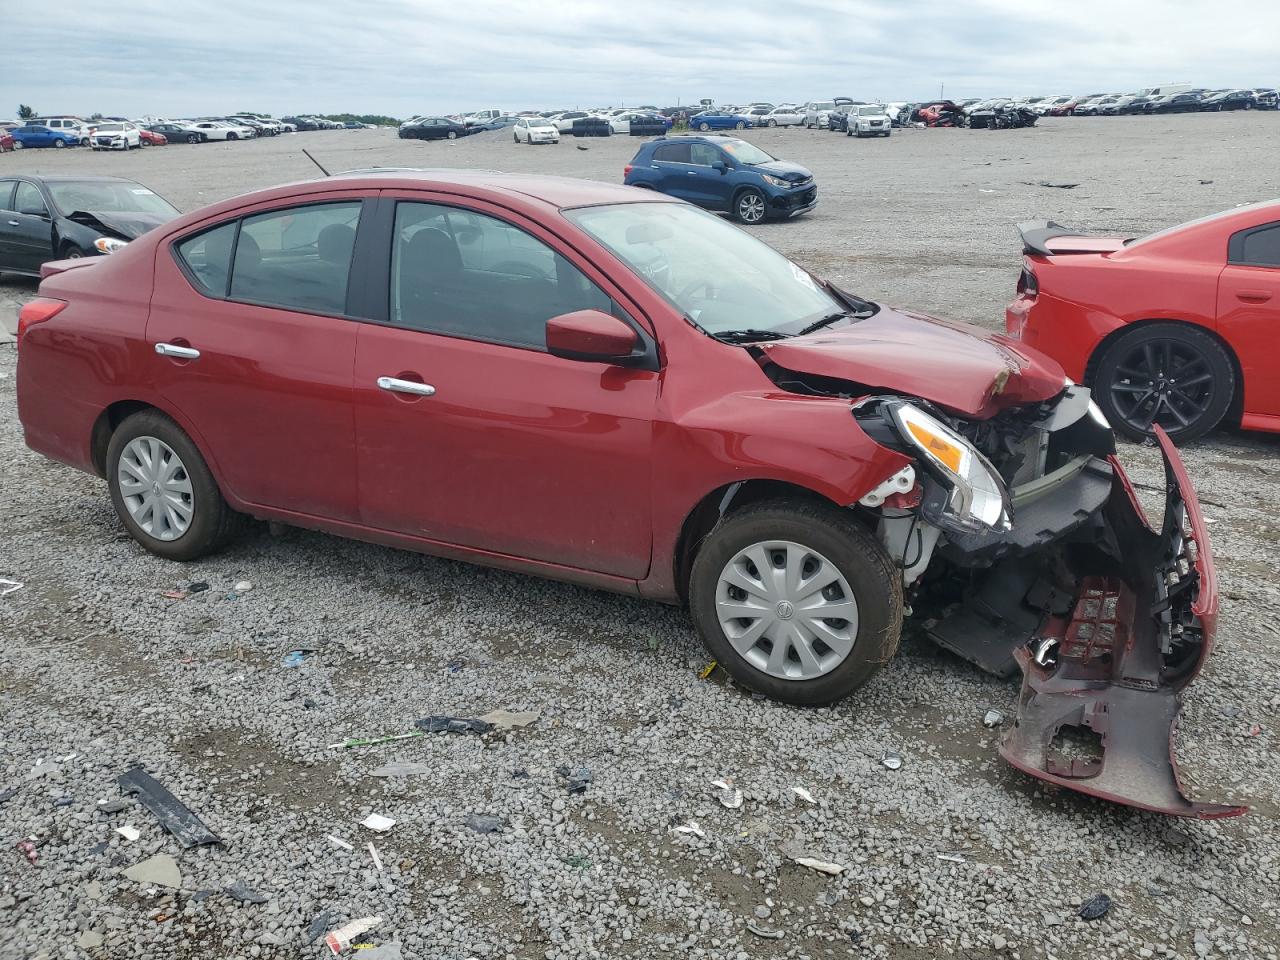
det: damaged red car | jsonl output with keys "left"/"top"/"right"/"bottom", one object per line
{"left": 15, "top": 172, "right": 1242, "bottom": 817}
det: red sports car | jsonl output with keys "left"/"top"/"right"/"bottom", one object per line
{"left": 1007, "top": 202, "right": 1280, "bottom": 442}
{"left": 0, "top": 130, "right": 14, "bottom": 152}
{"left": 15, "top": 171, "right": 1239, "bottom": 816}
{"left": 138, "top": 128, "right": 168, "bottom": 146}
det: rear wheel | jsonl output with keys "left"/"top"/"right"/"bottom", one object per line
{"left": 689, "top": 500, "right": 902, "bottom": 706}
{"left": 227, "top": 132, "right": 238, "bottom": 141}
{"left": 447, "top": 130, "right": 458, "bottom": 139}
{"left": 733, "top": 188, "right": 767, "bottom": 224}
{"left": 698, "top": 122, "right": 710, "bottom": 131}
{"left": 187, "top": 134, "right": 200, "bottom": 144}
{"left": 767, "top": 119, "right": 777, "bottom": 127}
{"left": 54, "top": 139, "right": 66, "bottom": 149}
{"left": 1093, "top": 323, "right": 1235, "bottom": 443}
{"left": 106, "top": 410, "right": 242, "bottom": 561}
{"left": 735, "top": 120, "right": 746, "bottom": 129}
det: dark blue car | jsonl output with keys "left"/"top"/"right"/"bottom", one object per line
{"left": 687, "top": 110, "right": 754, "bottom": 131}
{"left": 623, "top": 136, "right": 817, "bottom": 224}
{"left": 11, "top": 124, "right": 82, "bottom": 149}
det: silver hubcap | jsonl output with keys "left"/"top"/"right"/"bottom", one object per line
{"left": 715, "top": 540, "right": 858, "bottom": 681}
{"left": 739, "top": 194, "right": 765, "bottom": 222}
{"left": 117, "top": 437, "right": 194, "bottom": 541}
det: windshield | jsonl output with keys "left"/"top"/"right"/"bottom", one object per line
{"left": 46, "top": 181, "right": 180, "bottom": 217}
{"left": 96, "top": 123, "right": 124, "bottom": 131}
{"left": 566, "top": 203, "right": 844, "bottom": 336}
{"left": 855, "top": 105, "right": 882, "bottom": 116}
{"left": 813, "top": 101, "right": 835, "bottom": 111}
{"left": 719, "top": 140, "right": 774, "bottom": 165}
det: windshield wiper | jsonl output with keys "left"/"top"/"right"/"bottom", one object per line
{"left": 795, "top": 311, "right": 852, "bottom": 337}
{"left": 711, "top": 328, "right": 791, "bottom": 344}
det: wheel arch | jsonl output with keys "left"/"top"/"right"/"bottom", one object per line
{"left": 1083, "top": 318, "right": 1245, "bottom": 426}
{"left": 89, "top": 399, "right": 235, "bottom": 497}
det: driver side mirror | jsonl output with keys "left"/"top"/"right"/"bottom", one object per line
{"left": 711, "top": 160, "right": 728, "bottom": 174}
{"left": 546, "top": 309, "right": 642, "bottom": 364}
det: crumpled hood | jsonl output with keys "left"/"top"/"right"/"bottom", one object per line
{"left": 758, "top": 305, "right": 1066, "bottom": 418}
{"left": 67, "top": 210, "right": 175, "bottom": 240}
{"left": 751, "top": 160, "right": 812, "bottom": 183}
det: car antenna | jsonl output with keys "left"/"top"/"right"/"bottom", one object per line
{"left": 302, "top": 148, "right": 330, "bottom": 177}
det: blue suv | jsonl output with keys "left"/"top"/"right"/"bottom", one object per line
{"left": 624, "top": 135, "right": 817, "bottom": 224}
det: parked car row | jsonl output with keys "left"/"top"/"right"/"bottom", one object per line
{"left": 1025, "top": 87, "right": 1278, "bottom": 116}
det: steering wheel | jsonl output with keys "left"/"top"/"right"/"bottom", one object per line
{"left": 675, "top": 278, "right": 717, "bottom": 302}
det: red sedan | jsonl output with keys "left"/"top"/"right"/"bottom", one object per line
{"left": 15, "top": 171, "right": 1238, "bottom": 816}
{"left": 0, "top": 130, "right": 14, "bottom": 152}
{"left": 138, "top": 128, "right": 168, "bottom": 146}
{"left": 1006, "top": 203, "right": 1280, "bottom": 442}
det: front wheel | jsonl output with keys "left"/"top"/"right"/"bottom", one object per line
{"left": 227, "top": 132, "right": 238, "bottom": 140}
{"left": 1092, "top": 323, "right": 1235, "bottom": 443}
{"left": 54, "top": 139, "right": 66, "bottom": 149}
{"left": 187, "top": 134, "right": 201, "bottom": 144}
{"left": 733, "top": 188, "right": 767, "bottom": 224}
{"left": 689, "top": 500, "right": 902, "bottom": 706}
{"left": 447, "top": 130, "right": 458, "bottom": 139}
{"left": 698, "top": 122, "right": 710, "bottom": 131}
{"left": 735, "top": 121, "right": 746, "bottom": 129}
{"left": 767, "top": 119, "right": 777, "bottom": 127}
{"left": 106, "top": 410, "right": 242, "bottom": 561}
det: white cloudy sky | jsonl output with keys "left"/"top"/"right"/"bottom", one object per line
{"left": 4, "top": 0, "right": 1278, "bottom": 118}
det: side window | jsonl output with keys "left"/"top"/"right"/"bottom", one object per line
{"left": 0, "top": 181, "right": 16, "bottom": 212}
{"left": 689, "top": 143, "right": 722, "bottom": 166}
{"left": 176, "top": 221, "right": 238, "bottom": 296}
{"left": 653, "top": 143, "right": 690, "bottom": 163}
{"left": 390, "top": 201, "right": 614, "bottom": 350}
{"left": 229, "top": 201, "right": 362, "bottom": 314}
{"left": 14, "top": 182, "right": 47, "bottom": 216}
{"left": 1230, "top": 223, "right": 1280, "bottom": 268}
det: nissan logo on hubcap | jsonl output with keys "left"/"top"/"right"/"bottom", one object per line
{"left": 775, "top": 600, "right": 795, "bottom": 620}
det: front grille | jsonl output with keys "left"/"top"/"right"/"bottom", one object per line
{"left": 788, "top": 176, "right": 813, "bottom": 189}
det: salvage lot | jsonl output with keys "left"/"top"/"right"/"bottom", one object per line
{"left": 1, "top": 115, "right": 1279, "bottom": 959}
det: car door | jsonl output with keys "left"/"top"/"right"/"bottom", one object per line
{"left": 7, "top": 181, "right": 55, "bottom": 272}
{"left": 147, "top": 194, "right": 370, "bottom": 520}
{"left": 687, "top": 142, "right": 729, "bottom": 208}
{"left": 1218, "top": 221, "right": 1280, "bottom": 420}
{"left": 0, "top": 180, "right": 19, "bottom": 269}
{"left": 351, "top": 195, "right": 658, "bottom": 578}
{"left": 647, "top": 142, "right": 694, "bottom": 198}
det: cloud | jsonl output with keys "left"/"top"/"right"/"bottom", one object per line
{"left": 4, "top": 0, "right": 1277, "bottom": 118}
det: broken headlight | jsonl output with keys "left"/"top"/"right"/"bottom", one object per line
{"left": 888, "top": 401, "right": 1011, "bottom": 531}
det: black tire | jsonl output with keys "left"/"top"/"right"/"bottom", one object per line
{"left": 106, "top": 410, "right": 242, "bottom": 561}
{"left": 60, "top": 243, "right": 87, "bottom": 259}
{"left": 732, "top": 187, "right": 767, "bottom": 224}
{"left": 767, "top": 119, "right": 777, "bottom": 127}
{"left": 227, "top": 132, "right": 238, "bottom": 141}
{"left": 698, "top": 122, "right": 710, "bottom": 131}
{"left": 447, "top": 130, "right": 458, "bottom": 139}
{"left": 54, "top": 139, "right": 66, "bottom": 149}
{"left": 1092, "top": 323, "right": 1235, "bottom": 443}
{"left": 688, "top": 499, "right": 902, "bottom": 706}
{"left": 735, "top": 121, "right": 746, "bottom": 129}
{"left": 187, "top": 134, "right": 200, "bottom": 144}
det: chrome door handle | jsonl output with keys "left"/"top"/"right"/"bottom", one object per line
{"left": 687, "top": 171, "right": 698, "bottom": 175}
{"left": 7, "top": 220, "right": 18, "bottom": 227}
{"left": 155, "top": 342, "right": 200, "bottom": 359}
{"left": 377, "top": 376, "right": 436, "bottom": 397}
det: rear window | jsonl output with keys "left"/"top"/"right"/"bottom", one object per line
{"left": 653, "top": 143, "right": 691, "bottom": 163}
{"left": 1230, "top": 223, "right": 1280, "bottom": 268}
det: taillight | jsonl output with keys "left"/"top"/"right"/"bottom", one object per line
{"left": 624, "top": 164, "right": 633, "bottom": 178}
{"left": 1017, "top": 266, "right": 1039, "bottom": 298}
{"left": 17, "top": 298, "right": 68, "bottom": 346}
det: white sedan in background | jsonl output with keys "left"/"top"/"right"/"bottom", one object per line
{"left": 190, "top": 121, "right": 255, "bottom": 141}
{"left": 513, "top": 116, "right": 560, "bottom": 144}
{"left": 761, "top": 105, "right": 804, "bottom": 126}
{"left": 89, "top": 121, "right": 142, "bottom": 150}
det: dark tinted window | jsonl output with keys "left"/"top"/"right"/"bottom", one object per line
{"left": 1231, "top": 223, "right": 1280, "bottom": 267}
{"left": 0, "top": 180, "right": 15, "bottom": 211}
{"left": 230, "top": 201, "right": 362, "bottom": 314}
{"left": 689, "top": 143, "right": 722, "bottom": 166}
{"left": 653, "top": 142, "right": 691, "bottom": 163}
{"left": 14, "top": 182, "right": 46, "bottom": 215}
{"left": 176, "top": 222, "right": 238, "bottom": 295}
{"left": 390, "top": 202, "right": 614, "bottom": 350}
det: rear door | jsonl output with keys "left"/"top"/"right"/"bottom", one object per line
{"left": 648, "top": 142, "right": 694, "bottom": 198}
{"left": 1218, "top": 221, "right": 1280, "bottom": 420}
{"left": 147, "top": 192, "right": 370, "bottom": 520}
{"left": 0, "top": 180, "right": 19, "bottom": 269}
{"left": 8, "top": 181, "right": 55, "bottom": 272}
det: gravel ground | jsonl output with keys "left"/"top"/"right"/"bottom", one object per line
{"left": 1, "top": 115, "right": 1278, "bottom": 960}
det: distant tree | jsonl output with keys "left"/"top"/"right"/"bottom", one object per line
{"left": 88, "top": 112, "right": 104, "bottom": 121}
{"left": 18, "top": 104, "right": 36, "bottom": 120}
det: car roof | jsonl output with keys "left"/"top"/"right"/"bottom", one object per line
{"left": 7, "top": 175, "right": 139, "bottom": 184}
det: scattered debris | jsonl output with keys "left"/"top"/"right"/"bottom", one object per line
{"left": 281, "top": 650, "right": 312, "bottom": 668}
{"left": 306, "top": 912, "right": 334, "bottom": 944}
{"left": 224, "top": 881, "right": 270, "bottom": 904}
{"left": 368, "top": 762, "right": 435, "bottom": 777}
{"left": 0, "top": 786, "right": 18, "bottom": 806}
{"left": 324, "top": 916, "right": 382, "bottom": 954}
{"left": 576, "top": 144, "right": 589, "bottom": 151}
{"left": 747, "top": 923, "right": 785, "bottom": 940}
{"left": 188, "top": 581, "right": 210, "bottom": 593}
{"left": 672, "top": 822, "right": 705, "bottom": 838}
{"left": 356, "top": 942, "right": 404, "bottom": 960}
{"left": 881, "top": 751, "right": 903, "bottom": 770}
{"left": 15, "top": 839, "right": 37, "bottom": 865}
{"left": 161, "top": 590, "right": 188, "bottom": 601}
{"left": 360, "top": 813, "right": 396, "bottom": 833}
{"left": 329, "top": 731, "right": 424, "bottom": 750}
{"left": 1027, "top": 180, "right": 1080, "bottom": 189}
{"left": 233, "top": 580, "right": 253, "bottom": 593}
{"left": 698, "top": 660, "right": 719, "bottom": 680}
{"left": 117, "top": 768, "right": 221, "bottom": 848}
{"left": 368, "top": 841, "right": 384, "bottom": 872}
{"left": 1247, "top": 724, "right": 1263, "bottom": 738}
{"left": 754, "top": 905, "right": 772, "bottom": 919}
{"left": 710, "top": 779, "right": 743, "bottom": 809}
{"left": 560, "top": 854, "right": 591, "bottom": 868}
{"left": 477, "top": 709, "right": 540, "bottom": 730}
{"left": 792, "top": 856, "right": 845, "bottom": 876}
{"left": 115, "top": 825, "right": 140, "bottom": 842}
{"left": 936, "top": 851, "right": 967, "bottom": 863}
{"left": 123, "top": 853, "right": 183, "bottom": 889}
{"left": 415, "top": 716, "right": 492, "bottom": 735}
{"left": 464, "top": 813, "right": 505, "bottom": 834}
{"left": 327, "top": 835, "right": 354, "bottom": 851}
{"left": 1199, "top": 179, "right": 1214, "bottom": 185}
{"left": 1078, "top": 892, "right": 1112, "bottom": 921}
{"left": 1, "top": 579, "right": 25, "bottom": 597}
{"left": 53, "top": 795, "right": 73, "bottom": 808}
{"left": 983, "top": 709, "right": 1006, "bottom": 728}
{"left": 792, "top": 786, "right": 816, "bottom": 804}
{"left": 557, "top": 766, "right": 593, "bottom": 794}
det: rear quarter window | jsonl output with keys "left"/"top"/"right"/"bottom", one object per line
{"left": 175, "top": 222, "right": 238, "bottom": 296}
{"left": 1229, "top": 222, "right": 1280, "bottom": 268}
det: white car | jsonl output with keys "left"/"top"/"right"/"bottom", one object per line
{"left": 761, "top": 104, "right": 803, "bottom": 127}
{"left": 513, "top": 116, "right": 560, "bottom": 144}
{"left": 803, "top": 100, "right": 837, "bottom": 128}
{"left": 464, "top": 109, "right": 502, "bottom": 127}
{"left": 606, "top": 111, "right": 658, "bottom": 135}
{"left": 846, "top": 104, "right": 891, "bottom": 137}
{"left": 551, "top": 111, "right": 591, "bottom": 132}
{"left": 191, "top": 121, "right": 254, "bottom": 141}
{"left": 89, "top": 121, "right": 142, "bottom": 150}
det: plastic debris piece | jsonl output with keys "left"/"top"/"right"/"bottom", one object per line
{"left": 281, "top": 650, "right": 309, "bottom": 668}
{"left": 0, "top": 786, "right": 18, "bottom": 806}
{"left": 123, "top": 853, "right": 182, "bottom": 888}
{"left": 368, "top": 841, "right": 383, "bottom": 872}
{"left": 747, "top": 923, "right": 785, "bottom": 940}
{"left": 327, "top": 835, "right": 354, "bottom": 851}
{"left": 792, "top": 786, "right": 816, "bottom": 804}
{"left": 233, "top": 580, "right": 253, "bottom": 593}
{"left": 224, "top": 881, "right": 270, "bottom": 904}
{"left": 1248, "top": 724, "right": 1263, "bottom": 737}
{"left": 355, "top": 943, "right": 404, "bottom": 960}
{"left": 1078, "top": 893, "right": 1112, "bottom": 921}
{"left": 560, "top": 854, "right": 591, "bottom": 868}
{"left": 698, "top": 660, "right": 718, "bottom": 680}
{"left": 16, "top": 839, "right": 37, "bottom": 865}
{"left": 673, "top": 822, "right": 705, "bottom": 838}
{"left": 188, "top": 581, "right": 210, "bottom": 593}
{"left": 54, "top": 795, "right": 73, "bottom": 808}
{"left": 368, "top": 762, "right": 434, "bottom": 778}
{"left": 324, "top": 916, "right": 382, "bottom": 955}
{"left": 710, "top": 779, "right": 743, "bottom": 809}
{"left": 161, "top": 590, "right": 188, "bottom": 601}
{"left": 117, "top": 768, "right": 221, "bottom": 848}
{"left": 415, "top": 716, "right": 492, "bottom": 735}
{"left": 464, "top": 814, "right": 504, "bottom": 834}
{"left": 329, "top": 731, "right": 424, "bottom": 750}
{"left": 477, "top": 709, "right": 540, "bottom": 731}
{"left": 792, "top": 856, "right": 845, "bottom": 875}
{"left": 557, "top": 766, "right": 593, "bottom": 794}
{"left": 116, "top": 825, "right": 140, "bottom": 842}
{"left": 881, "top": 751, "right": 903, "bottom": 770}
{"left": 306, "top": 912, "right": 334, "bottom": 944}
{"left": 983, "top": 709, "right": 1006, "bottom": 728}
{"left": 1, "top": 579, "right": 25, "bottom": 597}
{"left": 936, "top": 851, "right": 966, "bottom": 863}
{"left": 360, "top": 813, "right": 395, "bottom": 833}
